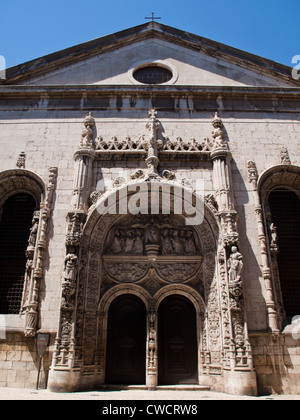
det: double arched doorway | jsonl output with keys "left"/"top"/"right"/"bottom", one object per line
{"left": 105, "top": 293, "right": 198, "bottom": 386}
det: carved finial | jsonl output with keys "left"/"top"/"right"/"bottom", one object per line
{"left": 16, "top": 151, "right": 26, "bottom": 168}
{"left": 146, "top": 109, "right": 160, "bottom": 140}
{"left": 83, "top": 112, "right": 95, "bottom": 126}
{"left": 279, "top": 147, "right": 291, "bottom": 165}
{"left": 211, "top": 112, "right": 227, "bottom": 150}
{"left": 80, "top": 112, "right": 95, "bottom": 148}
{"left": 212, "top": 112, "right": 223, "bottom": 127}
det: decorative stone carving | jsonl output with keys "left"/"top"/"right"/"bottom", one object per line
{"left": 94, "top": 109, "right": 230, "bottom": 159}
{"left": 23, "top": 167, "right": 58, "bottom": 337}
{"left": 227, "top": 246, "right": 243, "bottom": 309}
{"left": 227, "top": 246, "right": 243, "bottom": 284}
{"left": 62, "top": 254, "right": 78, "bottom": 297}
{"left": 112, "top": 176, "right": 126, "bottom": 188}
{"left": 80, "top": 112, "right": 95, "bottom": 149}
{"left": 26, "top": 211, "right": 40, "bottom": 256}
{"left": 147, "top": 302, "right": 157, "bottom": 387}
{"left": 219, "top": 212, "right": 239, "bottom": 246}
{"left": 269, "top": 222, "right": 279, "bottom": 254}
{"left": 66, "top": 212, "right": 85, "bottom": 248}
{"left": 96, "top": 135, "right": 145, "bottom": 151}
{"left": 247, "top": 161, "right": 258, "bottom": 183}
{"left": 211, "top": 112, "right": 227, "bottom": 150}
{"left": 131, "top": 169, "right": 145, "bottom": 180}
{"left": 164, "top": 136, "right": 209, "bottom": 152}
{"left": 89, "top": 190, "right": 102, "bottom": 205}
{"left": 104, "top": 221, "right": 199, "bottom": 257}
{"left": 144, "top": 109, "right": 163, "bottom": 175}
{"left": 162, "top": 169, "right": 175, "bottom": 180}
{"left": 246, "top": 159, "right": 279, "bottom": 332}
{"left": 279, "top": 146, "right": 291, "bottom": 165}
{"left": 102, "top": 216, "right": 202, "bottom": 285}
{"left": 16, "top": 151, "right": 26, "bottom": 168}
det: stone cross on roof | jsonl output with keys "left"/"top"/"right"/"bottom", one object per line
{"left": 145, "top": 12, "right": 161, "bottom": 22}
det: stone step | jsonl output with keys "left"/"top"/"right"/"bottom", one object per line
{"left": 97, "top": 384, "right": 211, "bottom": 391}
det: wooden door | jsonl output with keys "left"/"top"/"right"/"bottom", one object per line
{"left": 106, "top": 294, "right": 146, "bottom": 384}
{"left": 158, "top": 295, "right": 198, "bottom": 385}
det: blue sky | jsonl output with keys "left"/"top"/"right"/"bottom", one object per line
{"left": 1, "top": 0, "right": 299, "bottom": 68}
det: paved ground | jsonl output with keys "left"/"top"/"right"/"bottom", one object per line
{"left": 0, "top": 386, "right": 299, "bottom": 400}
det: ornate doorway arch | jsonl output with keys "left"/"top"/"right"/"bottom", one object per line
{"left": 49, "top": 176, "right": 256, "bottom": 394}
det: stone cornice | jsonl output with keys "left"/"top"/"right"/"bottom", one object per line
{"left": 0, "top": 85, "right": 299, "bottom": 113}
{"left": 0, "top": 84, "right": 300, "bottom": 97}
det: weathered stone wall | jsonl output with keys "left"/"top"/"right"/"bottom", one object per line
{"left": 0, "top": 98, "right": 299, "bottom": 392}
{"left": 0, "top": 332, "right": 55, "bottom": 388}
{"left": 250, "top": 331, "right": 300, "bottom": 395}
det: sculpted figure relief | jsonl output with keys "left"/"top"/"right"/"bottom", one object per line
{"left": 105, "top": 221, "right": 198, "bottom": 256}
{"left": 64, "top": 253, "right": 78, "bottom": 283}
{"left": 227, "top": 246, "right": 243, "bottom": 284}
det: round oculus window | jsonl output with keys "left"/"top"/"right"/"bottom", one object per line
{"left": 133, "top": 65, "right": 173, "bottom": 85}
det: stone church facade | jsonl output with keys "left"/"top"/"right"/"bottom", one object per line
{"left": 0, "top": 22, "right": 300, "bottom": 396}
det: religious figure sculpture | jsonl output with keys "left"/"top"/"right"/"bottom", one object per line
{"left": 227, "top": 246, "right": 243, "bottom": 284}
{"left": 211, "top": 112, "right": 227, "bottom": 150}
{"left": 145, "top": 223, "right": 160, "bottom": 245}
{"left": 161, "top": 229, "right": 174, "bottom": 254}
{"left": 27, "top": 211, "right": 39, "bottom": 249}
{"left": 63, "top": 254, "right": 78, "bottom": 283}
{"left": 80, "top": 113, "right": 95, "bottom": 148}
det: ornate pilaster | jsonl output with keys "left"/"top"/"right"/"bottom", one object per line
{"left": 209, "top": 114, "right": 255, "bottom": 390}
{"left": 49, "top": 114, "right": 96, "bottom": 391}
{"left": 23, "top": 167, "right": 58, "bottom": 337}
{"left": 247, "top": 160, "right": 278, "bottom": 332}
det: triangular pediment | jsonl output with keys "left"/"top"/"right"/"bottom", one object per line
{"left": 3, "top": 22, "right": 298, "bottom": 87}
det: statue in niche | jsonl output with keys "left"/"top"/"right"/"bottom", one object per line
{"left": 145, "top": 222, "right": 160, "bottom": 245}
{"left": 161, "top": 229, "right": 174, "bottom": 254}
{"left": 227, "top": 246, "right": 243, "bottom": 284}
{"left": 124, "top": 229, "right": 135, "bottom": 253}
{"left": 64, "top": 254, "right": 78, "bottom": 282}
{"left": 108, "top": 230, "right": 123, "bottom": 254}
{"left": 132, "top": 228, "right": 144, "bottom": 254}
{"left": 269, "top": 223, "right": 279, "bottom": 254}
{"left": 270, "top": 223, "right": 278, "bottom": 247}
{"left": 27, "top": 211, "right": 39, "bottom": 249}
{"left": 184, "top": 230, "right": 196, "bottom": 254}
{"left": 171, "top": 229, "right": 184, "bottom": 254}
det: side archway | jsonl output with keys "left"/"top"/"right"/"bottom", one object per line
{"left": 0, "top": 170, "right": 45, "bottom": 316}
{"left": 258, "top": 165, "right": 300, "bottom": 322}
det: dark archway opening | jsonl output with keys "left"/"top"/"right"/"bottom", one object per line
{"left": 268, "top": 188, "right": 300, "bottom": 317}
{"left": 158, "top": 295, "right": 198, "bottom": 385}
{"left": 0, "top": 193, "right": 36, "bottom": 314}
{"left": 106, "top": 294, "right": 146, "bottom": 384}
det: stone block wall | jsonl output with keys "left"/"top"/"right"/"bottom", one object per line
{"left": 0, "top": 333, "right": 54, "bottom": 389}
{"left": 250, "top": 332, "right": 300, "bottom": 395}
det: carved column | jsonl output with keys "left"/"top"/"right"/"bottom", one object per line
{"left": 48, "top": 114, "right": 96, "bottom": 392}
{"left": 210, "top": 114, "right": 257, "bottom": 395}
{"left": 146, "top": 301, "right": 158, "bottom": 389}
{"left": 247, "top": 160, "right": 279, "bottom": 332}
{"left": 23, "top": 167, "right": 58, "bottom": 337}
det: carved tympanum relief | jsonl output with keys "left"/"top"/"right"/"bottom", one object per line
{"left": 102, "top": 214, "right": 203, "bottom": 284}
